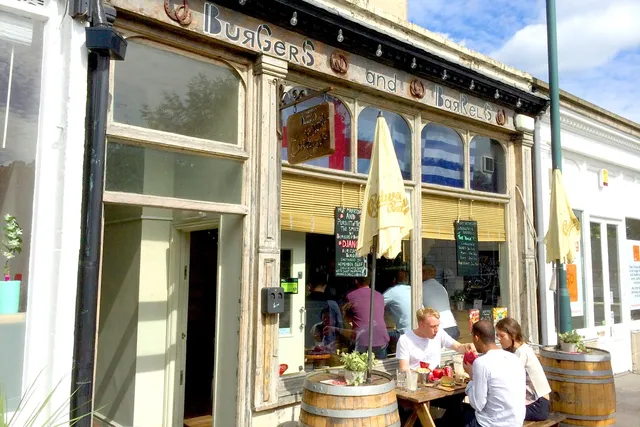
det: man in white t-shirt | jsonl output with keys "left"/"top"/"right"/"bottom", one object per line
{"left": 463, "top": 320, "right": 526, "bottom": 427}
{"left": 422, "top": 264, "right": 460, "bottom": 340}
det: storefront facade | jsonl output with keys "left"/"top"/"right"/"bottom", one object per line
{"left": 92, "top": 0, "right": 547, "bottom": 426}
{"left": 0, "top": 0, "right": 88, "bottom": 422}
{"left": 537, "top": 95, "right": 640, "bottom": 375}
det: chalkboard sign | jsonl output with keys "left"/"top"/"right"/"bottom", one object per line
{"left": 335, "top": 207, "right": 368, "bottom": 277}
{"left": 455, "top": 220, "right": 479, "bottom": 276}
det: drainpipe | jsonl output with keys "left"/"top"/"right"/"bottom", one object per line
{"left": 70, "top": 1, "right": 126, "bottom": 425}
{"left": 533, "top": 113, "right": 550, "bottom": 344}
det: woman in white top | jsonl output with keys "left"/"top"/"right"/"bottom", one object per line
{"left": 496, "top": 318, "right": 552, "bottom": 421}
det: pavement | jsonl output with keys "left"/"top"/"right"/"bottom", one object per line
{"left": 615, "top": 372, "right": 640, "bottom": 427}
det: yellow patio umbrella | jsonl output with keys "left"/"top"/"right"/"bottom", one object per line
{"left": 544, "top": 169, "right": 580, "bottom": 336}
{"left": 356, "top": 113, "right": 413, "bottom": 382}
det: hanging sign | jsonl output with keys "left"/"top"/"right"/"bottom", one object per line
{"left": 286, "top": 102, "right": 335, "bottom": 164}
{"left": 455, "top": 220, "right": 479, "bottom": 276}
{"left": 334, "top": 207, "right": 367, "bottom": 277}
{"left": 280, "top": 278, "right": 299, "bottom": 294}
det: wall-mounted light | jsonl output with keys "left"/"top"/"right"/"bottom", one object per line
{"left": 494, "top": 89, "right": 500, "bottom": 99}
{"left": 469, "top": 80, "right": 475, "bottom": 90}
{"left": 239, "top": 0, "right": 247, "bottom": 5}
{"left": 441, "top": 69, "right": 448, "bottom": 80}
{"left": 337, "top": 29, "right": 344, "bottom": 43}
{"left": 290, "top": 11, "right": 298, "bottom": 26}
{"left": 516, "top": 98, "right": 522, "bottom": 108}
{"left": 411, "top": 57, "right": 417, "bottom": 69}
{"left": 376, "top": 44, "right": 382, "bottom": 57}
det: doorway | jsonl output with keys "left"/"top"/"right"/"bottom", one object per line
{"left": 183, "top": 229, "right": 218, "bottom": 426}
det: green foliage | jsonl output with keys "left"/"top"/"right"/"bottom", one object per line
{"left": 453, "top": 290, "right": 465, "bottom": 302}
{"left": 559, "top": 329, "right": 589, "bottom": 352}
{"left": 2, "top": 214, "right": 22, "bottom": 277}
{"left": 339, "top": 350, "right": 374, "bottom": 373}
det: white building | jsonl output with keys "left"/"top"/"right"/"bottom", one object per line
{"left": 0, "top": 0, "right": 87, "bottom": 423}
{"left": 537, "top": 91, "right": 640, "bottom": 374}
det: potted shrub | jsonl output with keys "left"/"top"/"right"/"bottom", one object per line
{"left": 339, "top": 350, "right": 373, "bottom": 386}
{"left": 558, "top": 330, "right": 586, "bottom": 353}
{"left": 454, "top": 290, "right": 465, "bottom": 311}
{"left": 1, "top": 214, "right": 22, "bottom": 314}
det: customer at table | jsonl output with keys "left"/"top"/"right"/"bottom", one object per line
{"left": 463, "top": 320, "right": 526, "bottom": 427}
{"left": 496, "top": 317, "right": 551, "bottom": 422}
{"left": 396, "top": 307, "right": 475, "bottom": 370}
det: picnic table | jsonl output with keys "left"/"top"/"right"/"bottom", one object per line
{"left": 395, "top": 383, "right": 467, "bottom": 427}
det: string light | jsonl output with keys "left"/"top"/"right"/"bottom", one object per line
{"left": 516, "top": 98, "right": 522, "bottom": 108}
{"left": 337, "top": 29, "right": 344, "bottom": 42}
{"left": 290, "top": 11, "right": 298, "bottom": 26}
{"left": 441, "top": 69, "right": 448, "bottom": 80}
{"left": 239, "top": 0, "right": 247, "bottom": 5}
{"left": 494, "top": 89, "right": 500, "bottom": 99}
{"left": 469, "top": 80, "right": 475, "bottom": 90}
{"left": 376, "top": 44, "right": 382, "bottom": 57}
{"left": 411, "top": 58, "right": 417, "bottom": 69}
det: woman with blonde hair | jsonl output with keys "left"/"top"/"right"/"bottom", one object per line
{"left": 495, "top": 317, "right": 552, "bottom": 421}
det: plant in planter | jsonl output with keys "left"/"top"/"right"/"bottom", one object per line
{"left": 453, "top": 290, "right": 465, "bottom": 311}
{"left": 1, "top": 214, "right": 22, "bottom": 314}
{"left": 339, "top": 350, "right": 373, "bottom": 386}
{"left": 558, "top": 330, "right": 587, "bottom": 353}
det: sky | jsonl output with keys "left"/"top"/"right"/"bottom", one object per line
{"left": 407, "top": 0, "right": 640, "bottom": 124}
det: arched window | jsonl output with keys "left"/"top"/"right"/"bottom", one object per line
{"left": 469, "top": 136, "right": 506, "bottom": 193}
{"left": 281, "top": 91, "right": 352, "bottom": 171}
{"left": 357, "top": 108, "right": 411, "bottom": 180}
{"left": 421, "top": 123, "right": 464, "bottom": 188}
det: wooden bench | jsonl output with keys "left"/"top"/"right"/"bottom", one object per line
{"left": 524, "top": 412, "right": 566, "bottom": 427}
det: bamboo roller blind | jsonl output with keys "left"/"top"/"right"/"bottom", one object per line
{"left": 281, "top": 173, "right": 365, "bottom": 235}
{"left": 421, "top": 195, "right": 506, "bottom": 242}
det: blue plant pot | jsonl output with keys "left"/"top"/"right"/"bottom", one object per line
{"left": 0, "top": 280, "right": 20, "bottom": 314}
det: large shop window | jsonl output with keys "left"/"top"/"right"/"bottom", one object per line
{"left": 0, "top": 11, "right": 43, "bottom": 411}
{"left": 469, "top": 136, "right": 506, "bottom": 194}
{"left": 113, "top": 41, "right": 242, "bottom": 144}
{"left": 626, "top": 218, "right": 640, "bottom": 321}
{"left": 421, "top": 123, "right": 464, "bottom": 188}
{"left": 357, "top": 108, "right": 412, "bottom": 180}
{"left": 281, "top": 90, "right": 352, "bottom": 171}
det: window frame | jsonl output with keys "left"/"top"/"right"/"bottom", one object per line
{"left": 468, "top": 134, "right": 508, "bottom": 195}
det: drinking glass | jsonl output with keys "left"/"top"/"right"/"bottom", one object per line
{"left": 395, "top": 369, "right": 406, "bottom": 388}
{"left": 406, "top": 370, "right": 418, "bottom": 392}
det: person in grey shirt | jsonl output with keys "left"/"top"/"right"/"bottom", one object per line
{"left": 383, "top": 270, "right": 412, "bottom": 334}
{"left": 422, "top": 264, "right": 459, "bottom": 340}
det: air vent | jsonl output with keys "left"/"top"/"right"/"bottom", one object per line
{"left": 14, "top": 0, "right": 45, "bottom": 7}
{"left": 482, "top": 156, "right": 495, "bottom": 174}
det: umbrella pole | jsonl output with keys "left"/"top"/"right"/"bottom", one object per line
{"left": 367, "top": 236, "right": 377, "bottom": 384}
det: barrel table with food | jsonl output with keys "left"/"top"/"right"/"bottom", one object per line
{"left": 539, "top": 347, "right": 616, "bottom": 426}
{"left": 299, "top": 371, "right": 400, "bottom": 427}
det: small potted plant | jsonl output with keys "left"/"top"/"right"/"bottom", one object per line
{"left": 339, "top": 350, "right": 373, "bottom": 386}
{"left": 1, "top": 214, "right": 22, "bottom": 314}
{"left": 454, "top": 290, "right": 465, "bottom": 311}
{"left": 558, "top": 330, "right": 586, "bottom": 353}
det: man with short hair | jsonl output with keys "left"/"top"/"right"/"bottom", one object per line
{"left": 422, "top": 264, "right": 460, "bottom": 340}
{"left": 305, "top": 275, "right": 342, "bottom": 349}
{"left": 463, "top": 320, "right": 526, "bottom": 427}
{"left": 383, "top": 269, "right": 412, "bottom": 334}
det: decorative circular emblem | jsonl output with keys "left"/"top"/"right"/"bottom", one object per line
{"left": 330, "top": 51, "right": 349, "bottom": 75}
{"left": 410, "top": 79, "right": 425, "bottom": 99}
{"left": 496, "top": 109, "right": 507, "bottom": 126}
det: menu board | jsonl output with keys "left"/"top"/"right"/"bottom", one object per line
{"left": 455, "top": 220, "right": 479, "bottom": 276}
{"left": 334, "top": 207, "right": 368, "bottom": 277}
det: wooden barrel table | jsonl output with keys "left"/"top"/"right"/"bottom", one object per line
{"left": 299, "top": 371, "right": 400, "bottom": 427}
{"left": 539, "top": 347, "right": 616, "bottom": 426}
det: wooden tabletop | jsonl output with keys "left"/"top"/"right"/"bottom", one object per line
{"left": 395, "top": 384, "right": 466, "bottom": 403}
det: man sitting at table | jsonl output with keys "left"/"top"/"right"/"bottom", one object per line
{"left": 463, "top": 320, "right": 526, "bottom": 427}
{"left": 396, "top": 307, "right": 476, "bottom": 426}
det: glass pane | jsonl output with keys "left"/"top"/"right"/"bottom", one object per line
{"left": 590, "top": 222, "right": 606, "bottom": 325}
{"left": 607, "top": 225, "right": 621, "bottom": 324}
{"left": 281, "top": 91, "right": 352, "bottom": 171}
{"left": 421, "top": 124, "right": 464, "bottom": 188}
{"left": 0, "top": 11, "right": 44, "bottom": 412}
{"left": 470, "top": 136, "right": 506, "bottom": 193}
{"left": 571, "top": 210, "right": 586, "bottom": 329}
{"left": 105, "top": 142, "right": 242, "bottom": 204}
{"left": 357, "top": 107, "right": 411, "bottom": 180}
{"left": 627, "top": 218, "right": 640, "bottom": 320}
{"left": 279, "top": 249, "right": 292, "bottom": 334}
{"left": 113, "top": 41, "right": 240, "bottom": 144}
{"left": 423, "top": 239, "right": 503, "bottom": 344}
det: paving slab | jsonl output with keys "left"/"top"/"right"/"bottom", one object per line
{"left": 615, "top": 373, "right": 640, "bottom": 427}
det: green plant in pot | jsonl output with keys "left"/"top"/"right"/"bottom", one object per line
{"left": 339, "top": 350, "right": 373, "bottom": 386}
{"left": 558, "top": 329, "right": 587, "bottom": 353}
{"left": 1, "top": 214, "right": 22, "bottom": 314}
{"left": 453, "top": 290, "right": 465, "bottom": 311}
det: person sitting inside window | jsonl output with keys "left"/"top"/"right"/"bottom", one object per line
{"left": 383, "top": 269, "right": 412, "bottom": 334}
{"left": 463, "top": 320, "right": 526, "bottom": 427}
{"left": 496, "top": 317, "right": 551, "bottom": 422}
{"left": 422, "top": 264, "right": 459, "bottom": 340}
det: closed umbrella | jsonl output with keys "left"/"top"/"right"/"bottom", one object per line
{"left": 356, "top": 113, "right": 413, "bottom": 382}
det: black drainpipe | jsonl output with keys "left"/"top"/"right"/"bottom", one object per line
{"left": 71, "top": 1, "right": 126, "bottom": 424}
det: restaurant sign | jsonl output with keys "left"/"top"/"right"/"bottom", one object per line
{"left": 285, "top": 102, "right": 336, "bottom": 164}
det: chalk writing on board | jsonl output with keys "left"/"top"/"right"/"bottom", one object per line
{"left": 335, "top": 207, "right": 368, "bottom": 277}
{"left": 455, "top": 220, "right": 479, "bottom": 276}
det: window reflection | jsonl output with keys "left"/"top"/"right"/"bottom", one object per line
{"left": 470, "top": 136, "right": 506, "bottom": 193}
{"left": 281, "top": 91, "right": 352, "bottom": 171}
{"left": 357, "top": 108, "right": 412, "bottom": 180}
{"left": 421, "top": 123, "right": 464, "bottom": 188}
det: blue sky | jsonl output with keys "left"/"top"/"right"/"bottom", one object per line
{"left": 408, "top": 0, "right": 640, "bottom": 124}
